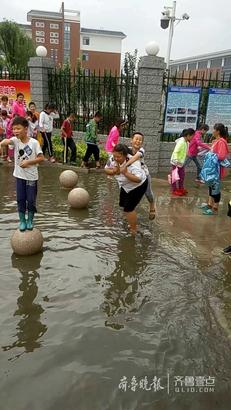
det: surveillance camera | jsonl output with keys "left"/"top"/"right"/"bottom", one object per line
{"left": 160, "top": 18, "right": 170, "bottom": 29}
{"left": 182, "top": 13, "right": 190, "bottom": 20}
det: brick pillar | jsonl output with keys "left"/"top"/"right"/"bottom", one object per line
{"left": 28, "top": 57, "right": 55, "bottom": 112}
{"left": 136, "top": 55, "right": 166, "bottom": 175}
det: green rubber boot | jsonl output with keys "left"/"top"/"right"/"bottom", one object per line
{"left": 18, "top": 212, "right": 27, "bottom": 232}
{"left": 27, "top": 211, "right": 34, "bottom": 231}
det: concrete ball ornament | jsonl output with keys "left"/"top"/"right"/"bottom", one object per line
{"left": 36, "top": 46, "right": 48, "bottom": 57}
{"left": 68, "top": 188, "right": 90, "bottom": 209}
{"left": 11, "top": 228, "right": 43, "bottom": 256}
{"left": 145, "top": 41, "right": 160, "bottom": 56}
{"left": 59, "top": 170, "right": 78, "bottom": 189}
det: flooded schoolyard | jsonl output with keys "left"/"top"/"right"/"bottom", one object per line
{"left": 0, "top": 163, "right": 231, "bottom": 410}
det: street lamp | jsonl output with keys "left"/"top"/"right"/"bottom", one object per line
{"left": 160, "top": 1, "right": 190, "bottom": 70}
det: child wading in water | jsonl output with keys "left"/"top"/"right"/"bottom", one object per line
{"left": 184, "top": 123, "right": 210, "bottom": 181}
{"left": 81, "top": 112, "right": 102, "bottom": 168}
{"left": 122, "top": 132, "right": 156, "bottom": 220}
{"left": 170, "top": 128, "right": 195, "bottom": 196}
{"left": 105, "top": 143, "right": 148, "bottom": 235}
{"left": 0, "top": 116, "right": 44, "bottom": 231}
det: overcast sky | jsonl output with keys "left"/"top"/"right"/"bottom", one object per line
{"left": 1, "top": 0, "right": 230, "bottom": 61}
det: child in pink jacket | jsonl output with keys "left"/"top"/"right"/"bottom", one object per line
{"left": 12, "top": 92, "right": 26, "bottom": 118}
{"left": 105, "top": 118, "right": 126, "bottom": 153}
{"left": 184, "top": 124, "right": 210, "bottom": 181}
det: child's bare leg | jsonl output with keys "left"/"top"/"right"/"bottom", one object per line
{"left": 145, "top": 175, "right": 155, "bottom": 219}
{"left": 124, "top": 210, "right": 137, "bottom": 235}
{"left": 208, "top": 195, "right": 214, "bottom": 208}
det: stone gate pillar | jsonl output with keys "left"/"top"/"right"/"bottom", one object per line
{"left": 136, "top": 53, "right": 166, "bottom": 175}
{"left": 28, "top": 57, "right": 55, "bottom": 112}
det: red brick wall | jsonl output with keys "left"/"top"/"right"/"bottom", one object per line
{"left": 70, "top": 22, "right": 80, "bottom": 69}
{"left": 31, "top": 19, "right": 63, "bottom": 65}
{"left": 81, "top": 50, "right": 121, "bottom": 75}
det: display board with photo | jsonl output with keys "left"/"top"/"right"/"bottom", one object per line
{"left": 164, "top": 86, "right": 201, "bottom": 133}
{"left": 206, "top": 88, "right": 231, "bottom": 130}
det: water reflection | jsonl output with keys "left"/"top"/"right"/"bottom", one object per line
{"left": 99, "top": 236, "right": 152, "bottom": 330}
{"left": 2, "top": 253, "right": 47, "bottom": 354}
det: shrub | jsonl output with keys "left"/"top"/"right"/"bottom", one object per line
{"left": 52, "top": 134, "right": 109, "bottom": 166}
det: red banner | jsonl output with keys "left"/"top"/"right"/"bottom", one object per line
{"left": 0, "top": 80, "right": 31, "bottom": 109}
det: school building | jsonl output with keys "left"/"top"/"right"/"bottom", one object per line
{"left": 19, "top": 2, "right": 126, "bottom": 74}
{"left": 170, "top": 49, "right": 231, "bottom": 80}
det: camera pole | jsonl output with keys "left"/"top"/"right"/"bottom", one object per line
{"left": 166, "top": 1, "right": 176, "bottom": 70}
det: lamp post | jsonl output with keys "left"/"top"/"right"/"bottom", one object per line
{"left": 160, "top": 1, "right": 189, "bottom": 70}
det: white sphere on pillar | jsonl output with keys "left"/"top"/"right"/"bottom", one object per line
{"left": 36, "top": 46, "right": 47, "bottom": 57}
{"left": 145, "top": 42, "right": 160, "bottom": 56}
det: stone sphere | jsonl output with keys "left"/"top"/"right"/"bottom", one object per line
{"left": 36, "top": 46, "right": 47, "bottom": 57}
{"left": 11, "top": 228, "right": 43, "bottom": 256}
{"left": 68, "top": 188, "right": 90, "bottom": 209}
{"left": 59, "top": 170, "right": 78, "bottom": 189}
{"left": 145, "top": 41, "right": 160, "bottom": 56}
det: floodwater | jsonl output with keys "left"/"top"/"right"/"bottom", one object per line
{"left": 0, "top": 163, "right": 231, "bottom": 410}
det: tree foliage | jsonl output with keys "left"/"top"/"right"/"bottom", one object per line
{"left": 0, "top": 20, "right": 35, "bottom": 70}
{"left": 123, "top": 49, "right": 138, "bottom": 76}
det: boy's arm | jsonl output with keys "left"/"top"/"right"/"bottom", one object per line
{"left": 20, "top": 153, "right": 44, "bottom": 168}
{"left": 105, "top": 166, "right": 119, "bottom": 176}
{"left": 0, "top": 138, "right": 14, "bottom": 148}
{"left": 125, "top": 151, "right": 142, "bottom": 167}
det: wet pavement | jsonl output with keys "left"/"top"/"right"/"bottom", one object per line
{"left": 0, "top": 163, "right": 231, "bottom": 410}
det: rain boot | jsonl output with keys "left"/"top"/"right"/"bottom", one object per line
{"left": 18, "top": 212, "right": 27, "bottom": 232}
{"left": 27, "top": 211, "right": 34, "bottom": 231}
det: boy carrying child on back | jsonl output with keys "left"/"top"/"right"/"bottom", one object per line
{"left": 121, "top": 132, "right": 156, "bottom": 220}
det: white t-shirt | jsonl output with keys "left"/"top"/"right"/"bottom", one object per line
{"left": 39, "top": 111, "right": 54, "bottom": 133}
{"left": 9, "top": 137, "right": 43, "bottom": 181}
{"left": 105, "top": 154, "right": 147, "bottom": 193}
{"left": 128, "top": 146, "right": 149, "bottom": 176}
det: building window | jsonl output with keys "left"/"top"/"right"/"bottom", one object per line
{"left": 198, "top": 60, "right": 208, "bottom": 69}
{"left": 64, "top": 23, "right": 71, "bottom": 61}
{"left": 50, "top": 39, "right": 59, "bottom": 44}
{"left": 64, "top": 23, "right": 71, "bottom": 32}
{"left": 35, "top": 22, "right": 45, "bottom": 28}
{"left": 224, "top": 57, "right": 231, "bottom": 67}
{"left": 179, "top": 64, "right": 187, "bottom": 71}
{"left": 82, "top": 53, "right": 89, "bottom": 62}
{"left": 210, "top": 58, "right": 222, "bottom": 68}
{"left": 36, "top": 31, "right": 45, "bottom": 37}
{"left": 50, "top": 32, "right": 59, "bottom": 38}
{"left": 50, "top": 48, "right": 58, "bottom": 62}
{"left": 83, "top": 37, "right": 90, "bottom": 46}
{"left": 188, "top": 62, "right": 197, "bottom": 70}
{"left": 50, "top": 23, "right": 59, "bottom": 29}
{"left": 36, "top": 37, "right": 45, "bottom": 43}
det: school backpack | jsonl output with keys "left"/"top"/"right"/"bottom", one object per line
{"left": 200, "top": 152, "right": 220, "bottom": 186}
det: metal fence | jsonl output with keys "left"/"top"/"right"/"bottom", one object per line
{"left": 48, "top": 68, "right": 138, "bottom": 137}
{"left": 161, "top": 70, "right": 231, "bottom": 142}
{"left": 0, "top": 68, "right": 30, "bottom": 80}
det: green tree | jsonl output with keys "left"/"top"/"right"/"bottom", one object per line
{"left": 0, "top": 20, "right": 35, "bottom": 70}
{"left": 123, "top": 49, "right": 138, "bottom": 76}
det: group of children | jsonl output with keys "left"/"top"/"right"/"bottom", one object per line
{"left": 0, "top": 94, "right": 59, "bottom": 163}
{"left": 0, "top": 104, "right": 230, "bottom": 252}
{"left": 169, "top": 123, "right": 229, "bottom": 217}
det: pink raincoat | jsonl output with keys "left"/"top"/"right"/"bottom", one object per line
{"left": 105, "top": 126, "right": 120, "bottom": 152}
{"left": 188, "top": 130, "right": 210, "bottom": 156}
